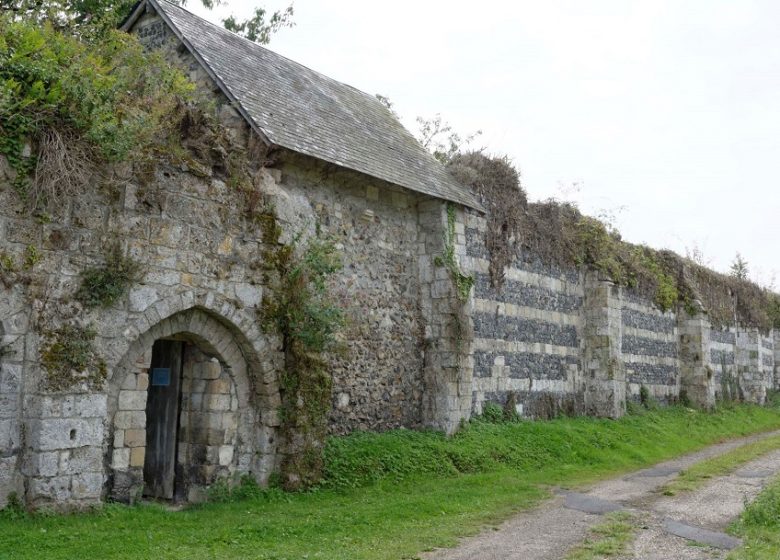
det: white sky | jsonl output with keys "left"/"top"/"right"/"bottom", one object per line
{"left": 189, "top": 0, "right": 779, "bottom": 285}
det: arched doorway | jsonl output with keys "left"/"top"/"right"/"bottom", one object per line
{"left": 106, "top": 306, "right": 279, "bottom": 503}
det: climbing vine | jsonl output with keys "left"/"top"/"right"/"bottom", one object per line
{"left": 259, "top": 214, "right": 344, "bottom": 490}
{"left": 434, "top": 203, "right": 474, "bottom": 302}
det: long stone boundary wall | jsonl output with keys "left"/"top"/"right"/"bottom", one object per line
{"left": 456, "top": 210, "right": 777, "bottom": 423}
{"left": 0, "top": 4, "right": 777, "bottom": 509}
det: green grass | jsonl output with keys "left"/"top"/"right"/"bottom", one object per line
{"left": 728, "top": 474, "right": 780, "bottom": 559}
{"left": 661, "top": 434, "right": 780, "bottom": 496}
{"left": 3, "top": 405, "right": 780, "bottom": 560}
{"left": 565, "top": 512, "right": 637, "bottom": 560}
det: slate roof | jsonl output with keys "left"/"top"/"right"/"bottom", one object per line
{"left": 128, "top": 0, "right": 481, "bottom": 210}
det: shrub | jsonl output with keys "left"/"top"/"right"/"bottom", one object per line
{"left": 0, "top": 16, "right": 193, "bottom": 210}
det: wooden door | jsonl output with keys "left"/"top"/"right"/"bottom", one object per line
{"left": 143, "top": 339, "right": 183, "bottom": 500}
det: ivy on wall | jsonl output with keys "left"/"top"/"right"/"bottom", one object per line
{"left": 259, "top": 215, "right": 344, "bottom": 490}
{"left": 434, "top": 203, "right": 473, "bottom": 302}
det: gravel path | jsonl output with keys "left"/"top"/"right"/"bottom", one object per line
{"left": 624, "top": 447, "right": 780, "bottom": 559}
{"left": 423, "top": 430, "right": 780, "bottom": 560}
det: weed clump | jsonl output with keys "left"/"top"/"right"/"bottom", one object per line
{"left": 76, "top": 244, "right": 141, "bottom": 308}
{"left": 40, "top": 323, "right": 107, "bottom": 391}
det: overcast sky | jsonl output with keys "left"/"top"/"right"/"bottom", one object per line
{"left": 189, "top": 0, "right": 779, "bottom": 285}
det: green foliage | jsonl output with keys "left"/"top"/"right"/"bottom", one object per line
{"left": 1, "top": 0, "right": 137, "bottom": 40}
{"left": 3, "top": 0, "right": 293, "bottom": 46}
{"left": 0, "top": 16, "right": 194, "bottom": 209}
{"left": 729, "top": 474, "right": 780, "bottom": 558}
{"left": 521, "top": 199, "right": 778, "bottom": 326}
{"left": 475, "top": 402, "right": 505, "bottom": 424}
{"left": 260, "top": 221, "right": 344, "bottom": 490}
{"left": 76, "top": 244, "right": 141, "bottom": 308}
{"left": 40, "top": 323, "right": 107, "bottom": 391}
{"left": 321, "top": 404, "right": 780, "bottom": 491}
{"left": 207, "top": 474, "right": 269, "bottom": 503}
{"left": 22, "top": 244, "right": 41, "bottom": 269}
{"left": 0, "top": 493, "right": 27, "bottom": 520}
{"left": 730, "top": 252, "right": 749, "bottom": 280}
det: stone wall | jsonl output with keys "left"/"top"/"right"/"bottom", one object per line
{"left": 274, "top": 153, "right": 428, "bottom": 434}
{"left": 460, "top": 213, "right": 777, "bottom": 419}
{"left": 462, "top": 211, "right": 584, "bottom": 418}
{"left": 621, "top": 292, "right": 680, "bottom": 403}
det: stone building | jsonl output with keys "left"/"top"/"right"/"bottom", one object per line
{"left": 0, "top": 0, "right": 777, "bottom": 509}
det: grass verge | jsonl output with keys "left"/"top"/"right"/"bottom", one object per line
{"left": 565, "top": 512, "right": 637, "bottom": 560}
{"left": 728, "top": 474, "right": 780, "bottom": 559}
{"left": 2, "top": 405, "right": 780, "bottom": 560}
{"left": 660, "top": 434, "right": 780, "bottom": 496}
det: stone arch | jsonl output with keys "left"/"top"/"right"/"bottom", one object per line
{"left": 105, "top": 296, "right": 281, "bottom": 502}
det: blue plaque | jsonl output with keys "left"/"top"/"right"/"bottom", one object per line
{"left": 152, "top": 368, "right": 171, "bottom": 386}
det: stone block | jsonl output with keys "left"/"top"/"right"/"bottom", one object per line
{"left": 205, "top": 394, "right": 230, "bottom": 412}
{"left": 129, "top": 446, "right": 145, "bottom": 468}
{"left": 114, "top": 411, "right": 145, "bottom": 430}
{"left": 200, "top": 360, "right": 222, "bottom": 380}
{"left": 23, "top": 451, "right": 59, "bottom": 477}
{"left": 121, "top": 372, "right": 138, "bottom": 390}
{"left": 0, "top": 363, "right": 21, "bottom": 394}
{"left": 118, "top": 390, "right": 147, "bottom": 411}
{"left": 112, "top": 448, "right": 130, "bottom": 470}
{"left": 71, "top": 472, "right": 103, "bottom": 500}
{"left": 29, "top": 418, "right": 103, "bottom": 451}
{"left": 218, "top": 445, "right": 234, "bottom": 466}
{"left": 207, "top": 379, "right": 230, "bottom": 394}
{"left": 137, "top": 373, "right": 149, "bottom": 391}
{"left": 62, "top": 446, "right": 103, "bottom": 475}
{"left": 124, "top": 429, "right": 146, "bottom": 448}
{"left": 28, "top": 475, "right": 71, "bottom": 502}
{"left": 76, "top": 395, "right": 107, "bottom": 418}
{"left": 235, "top": 282, "right": 262, "bottom": 308}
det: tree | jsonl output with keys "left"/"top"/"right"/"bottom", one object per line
{"left": 223, "top": 4, "right": 294, "bottom": 45}
{"left": 1, "top": 0, "right": 293, "bottom": 44}
{"left": 730, "top": 252, "right": 749, "bottom": 280}
{"left": 415, "top": 113, "right": 481, "bottom": 164}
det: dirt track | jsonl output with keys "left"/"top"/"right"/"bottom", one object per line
{"left": 424, "top": 431, "right": 780, "bottom": 560}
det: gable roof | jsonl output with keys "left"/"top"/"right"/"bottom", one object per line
{"left": 124, "top": 0, "right": 481, "bottom": 210}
